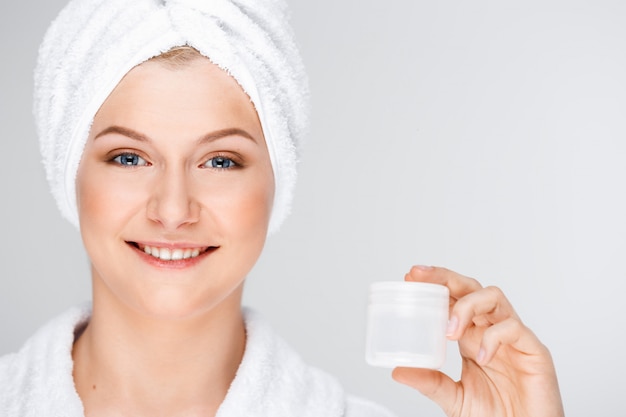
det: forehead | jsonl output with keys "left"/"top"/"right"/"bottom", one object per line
{"left": 92, "top": 57, "right": 264, "bottom": 142}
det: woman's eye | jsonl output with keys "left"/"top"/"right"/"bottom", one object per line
{"left": 113, "top": 153, "right": 148, "bottom": 166}
{"left": 204, "top": 156, "right": 237, "bottom": 169}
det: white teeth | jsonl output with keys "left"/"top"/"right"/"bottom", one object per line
{"left": 160, "top": 248, "right": 172, "bottom": 261}
{"left": 139, "top": 244, "right": 206, "bottom": 261}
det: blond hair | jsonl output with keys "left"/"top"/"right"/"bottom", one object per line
{"left": 151, "top": 45, "right": 204, "bottom": 68}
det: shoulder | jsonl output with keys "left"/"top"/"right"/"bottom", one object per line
{"left": 346, "top": 395, "right": 398, "bottom": 417}
{"left": 0, "top": 350, "right": 24, "bottom": 416}
{"left": 0, "top": 305, "right": 91, "bottom": 416}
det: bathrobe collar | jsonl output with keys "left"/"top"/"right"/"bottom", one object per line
{"left": 1, "top": 304, "right": 346, "bottom": 417}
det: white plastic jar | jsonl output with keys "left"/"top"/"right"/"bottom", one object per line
{"left": 365, "top": 281, "right": 449, "bottom": 369}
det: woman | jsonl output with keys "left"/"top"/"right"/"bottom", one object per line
{"left": 0, "top": 0, "right": 564, "bottom": 416}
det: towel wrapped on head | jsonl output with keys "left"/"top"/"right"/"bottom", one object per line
{"left": 34, "top": 0, "right": 309, "bottom": 234}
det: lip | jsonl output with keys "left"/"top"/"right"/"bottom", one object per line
{"left": 132, "top": 241, "right": 211, "bottom": 250}
{"left": 126, "top": 241, "right": 218, "bottom": 270}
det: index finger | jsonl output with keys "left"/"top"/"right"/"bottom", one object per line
{"left": 405, "top": 265, "right": 482, "bottom": 300}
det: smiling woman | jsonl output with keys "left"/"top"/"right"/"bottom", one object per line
{"left": 0, "top": 0, "right": 565, "bottom": 416}
{"left": 75, "top": 55, "right": 274, "bottom": 324}
{"left": 71, "top": 55, "right": 277, "bottom": 413}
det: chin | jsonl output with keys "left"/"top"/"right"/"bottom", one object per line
{"left": 129, "top": 283, "right": 244, "bottom": 322}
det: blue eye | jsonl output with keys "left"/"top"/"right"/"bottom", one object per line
{"left": 113, "top": 153, "right": 148, "bottom": 166}
{"left": 205, "top": 156, "right": 237, "bottom": 169}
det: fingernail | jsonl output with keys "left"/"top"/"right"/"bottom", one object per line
{"left": 446, "top": 316, "right": 458, "bottom": 336}
{"left": 414, "top": 265, "right": 434, "bottom": 271}
{"left": 477, "top": 348, "right": 487, "bottom": 365}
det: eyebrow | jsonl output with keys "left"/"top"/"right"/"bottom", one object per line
{"left": 94, "top": 125, "right": 258, "bottom": 144}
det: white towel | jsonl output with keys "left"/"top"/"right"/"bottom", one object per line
{"left": 0, "top": 305, "right": 396, "bottom": 417}
{"left": 34, "top": 0, "right": 310, "bottom": 234}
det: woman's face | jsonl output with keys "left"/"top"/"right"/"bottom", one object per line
{"left": 76, "top": 57, "right": 274, "bottom": 320}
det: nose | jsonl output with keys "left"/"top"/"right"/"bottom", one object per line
{"left": 147, "top": 167, "right": 200, "bottom": 230}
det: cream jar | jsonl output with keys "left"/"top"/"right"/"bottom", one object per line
{"left": 366, "top": 281, "right": 449, "bottom": 369}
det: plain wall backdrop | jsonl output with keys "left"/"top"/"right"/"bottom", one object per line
{"left": 1, "top": 1, "right": 625, "bottom": 416}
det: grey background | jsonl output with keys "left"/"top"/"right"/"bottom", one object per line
{"left": 1, "top": 1, "right": 625, "bottom": 416}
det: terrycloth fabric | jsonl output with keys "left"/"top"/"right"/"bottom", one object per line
{"left": 34, "top": 0, "right": 309, "bottom": 234}
{"left": 0, "top": 306, "right": 397, "bottom": 417}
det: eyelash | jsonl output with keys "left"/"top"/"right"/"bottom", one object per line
{"left": 110, "top": 152, "right": 150, "bottom": 167}
{"left": 202, "top": 154, "right": 240, "bottom": 170}
{"left": 108, "top": 151, "right": 241, "bottom": 170}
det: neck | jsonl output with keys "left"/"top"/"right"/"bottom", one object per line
{"left": 73, "top": 278, "right": 246, "bottom": 417}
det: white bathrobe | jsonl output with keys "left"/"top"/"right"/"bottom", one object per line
{"left": 0, "top": 305, "right": 396, "bottom": 417}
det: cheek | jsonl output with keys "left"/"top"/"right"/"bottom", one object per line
{"left": 76, "top": 162, "right": 145, "bottom": 236}
{"left": 238, "top": 179, "right": 274, "bottom": 235}
{"left": 235, "top": 173, "right": 274, "bottom": 235}
{"left": 210, "top": 168, "right": 274, "bottom": 243}
{"left": 76, "top": 164, "right": 105, "bottom": 230}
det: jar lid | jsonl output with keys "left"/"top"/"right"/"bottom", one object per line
{"left": 369, "top": 281, "right": 449, "bottom": 304}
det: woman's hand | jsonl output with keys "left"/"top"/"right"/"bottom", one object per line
{"left": 392, "top": 266, "right": 564, "bottom": 417}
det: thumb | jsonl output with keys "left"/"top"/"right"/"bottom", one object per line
{"left": 392, "top": 367, "right": 459, "bottom": 414}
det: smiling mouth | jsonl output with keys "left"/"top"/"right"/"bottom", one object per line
{"left": 127, "top": 242, "right": 216, "bottom": 261}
